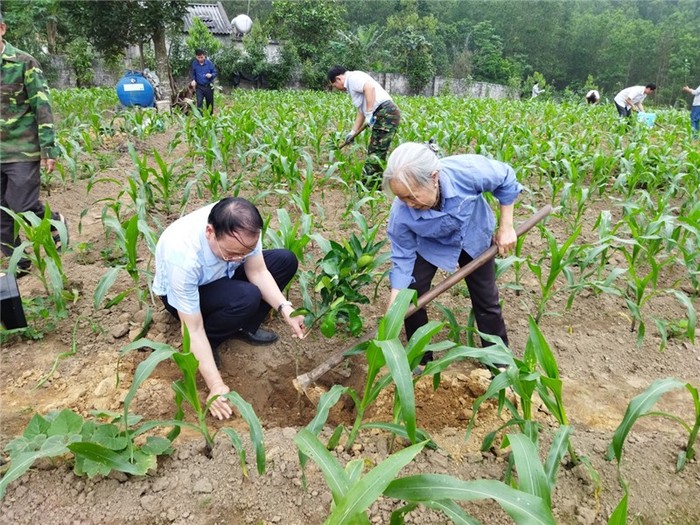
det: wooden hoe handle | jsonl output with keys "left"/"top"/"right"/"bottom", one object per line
{"left": 293, "top": 204, "right": 553, "bottom": 393}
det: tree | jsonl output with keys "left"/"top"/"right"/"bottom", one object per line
{"left": 63, "top": 0, "right": 188, "bottom": 100}
{"left": 1, "top": 0, "right": 68, "bottom": 58}
{"left": 185, "top": 17, "right": 223, "bottom": 57}
{"left": 269, "top": 0, "right": 346, "bottom": 61}
{"left": 329, "top": 24, "right": 385, "bottom": 72}
{"left": 385, "top": 3, "right": 439, "bottom": 93}
{"left": 468, "top": 21, "right": 513, "bottom": 84}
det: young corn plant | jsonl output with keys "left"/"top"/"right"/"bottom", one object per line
{"left": 563, "top": 241, "right": 625, "bottom": 311}
{"left": 118, "top": 108, "right": 165, "bottom": 140}
{"left": 263, "top": 209, "right": 313, "bottom": 264}
{"left": 654, "top": 289, "right": 697, "bottom": 351}
{"left": 294, "top": 430, "right": 427, "bottom": 524}
{"left": 127, "top": 144, "right": 191, "bottom": 215}
{"left": 296, "top": 428, "right": 558, "bottom": 525}
{"left": 615, "top": 240, "right": 673, "bottom": 345}
{"left": 298, "top": 290, "right": 445, "bottom": 453}
{"left": 119, "top": 325, "right": 266, "bottom": 471}
{"left": 94, "top": 210, "right": 157, "bottom": 318}
{"left": 463, "top": 317, "right": 591, "bottom": 473}
{"left": 500, "top": 429, "right": 571, "bottom": 512}
{"left": 3, "top": 206, "right": 73, "bottom": 317}
{"left": 527, "top": 224, "right": 582, "bottom": 322}
{"left": 557, "top": 182, "right": 591, "bottom": 229}
{"left": 675, "top": 200, "right": 700, "bottom": 295}
{"left": 606, "top": 378, "right": 699, "bottom": 473}
{"left": 605, "top": 378, "right": 700, "bottom": 524}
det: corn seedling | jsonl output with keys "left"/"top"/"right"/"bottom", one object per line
{"left": 294, "top": 429, "right": 427, "bottom": 524}
{"left": 461, "top": 317, "right": 588, "bottom": 475}
{"left": 127, "top": 144, "right": 191, "bottom": 215}
{"left": 119, "top": 326, "right": 266, "bottom": 473}
{"left": 263, "top": 209, "right": 313, "bottom": 264}
{"left": 384, "top": 432, "right": 558, "bottom": 524}
{"left": 298, "top": 290, "right": 442, "bottom": 455}
{"left": 33, "top": 317, "right": 81, "bottom": 390}
{"left": 3, "top": 206, "right": 73, "bottom": 316}
{"left": 563, "top": 241, "right": 625, "bottom": 311}
{"left": 94, "top": 212, "right": 157, "bottom": 310}
{"left": 528, "top": 224, "right": 582, "bottom": 322}
{"left": 606, "top": 378, "right": 699, "bottom": 473}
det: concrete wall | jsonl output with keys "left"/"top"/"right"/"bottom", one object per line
{"left": 373, "top": 72, "right": 516, "bottom": 99}
{"left": 45, "top": 55, "right": 516, "bottom": 100}
{"left": 45, "top": 56, "right": 123, "bottom": 90}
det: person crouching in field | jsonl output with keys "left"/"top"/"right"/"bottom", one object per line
{"left": 382, "top": 142, "right": 523, "bottom": 370}
{"left": 585, "top": 90, "right": 600, "bottom": 104}
{"left": 328, "top": 66, "right": 401, "bottom": 188}
{"left": 152, "top": 197, "right": 306, "bottom": 420}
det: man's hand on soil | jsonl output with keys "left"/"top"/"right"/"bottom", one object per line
{"left": 208, "top": 383, "right": 233, "bottom": 420}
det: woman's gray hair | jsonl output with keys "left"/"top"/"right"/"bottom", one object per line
{"left": 382, "top": 142, "right": 440, "bottom": 195}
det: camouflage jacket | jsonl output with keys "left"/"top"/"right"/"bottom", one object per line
{"left": 0, "top": 41, "right": 58, "bottom": 163}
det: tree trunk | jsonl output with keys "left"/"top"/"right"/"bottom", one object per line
{"left": 139, "top": 42, "right": 145, "bottom": 71}
{"left": 152, "top": 26, "right": 172, "bottom": 102}
{"left": 46, "top": 20, "right": 57, "bottom": 54}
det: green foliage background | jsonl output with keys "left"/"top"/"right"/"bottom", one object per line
{"left": 1, "top": 0, "right": 698, "bottom": 102}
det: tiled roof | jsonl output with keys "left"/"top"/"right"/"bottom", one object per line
{"left": 183, "top": 3, "right": 232, "bottom": 35}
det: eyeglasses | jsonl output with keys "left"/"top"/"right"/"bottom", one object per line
{"left": 214, "top": 235, "right": 249, "bottom": 262}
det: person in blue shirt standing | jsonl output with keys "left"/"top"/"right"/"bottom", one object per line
{"left": 382, "top": 142, "right": 522, "bottom": 368}
{"left": 190, "top": 48, "right": 217, "bottom": 113}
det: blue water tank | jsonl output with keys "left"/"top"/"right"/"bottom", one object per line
{"left": 116, "top": 71, "right": 155, "bottom": 107}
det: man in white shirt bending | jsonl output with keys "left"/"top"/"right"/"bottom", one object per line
{"left": 613, "top": 83, "right": 656, "bottom": 118}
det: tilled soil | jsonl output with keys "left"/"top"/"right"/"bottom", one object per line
{"left": 1, "top": 120, "right": 699, "bottom": 525}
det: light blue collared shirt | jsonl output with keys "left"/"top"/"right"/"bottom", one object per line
{"left": 152, "top": 203, "right": 262, "bottom": 315}
{"left": 387, "top": 154, "right": 523, "bottom": 289}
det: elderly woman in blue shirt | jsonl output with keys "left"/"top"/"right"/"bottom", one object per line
{"left": 383, "top": 142, "right": 523, "bottom": 366}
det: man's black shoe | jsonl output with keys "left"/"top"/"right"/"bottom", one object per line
{"left": 233, "top": 327, "right": 279, "bottom": 345}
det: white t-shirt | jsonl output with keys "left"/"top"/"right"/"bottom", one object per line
{"left": 344, "top": 71, "right": 392, "bottom": 114}
{"left": 688, "top": 85, "right": 700, "bottom": 106}
{"left": 614, "top": 86, "right": 646, "bottom": 109}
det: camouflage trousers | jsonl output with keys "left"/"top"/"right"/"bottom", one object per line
{"left": 363, "top": 101, "right": 401, "bottom": 187}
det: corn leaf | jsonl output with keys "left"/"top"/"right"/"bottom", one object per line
{"left": 325, "top": 441, "right": 426, "bottom": 524}
{"left": 377, "top": 339, "right": 416, "bottom": 442}
{"left": 294, "top": 428, "right": 350, "bottom": 501}
{"left": 221, "top": 391, "right": 266, "bottom": 475}
{"left": 385, "top": 474, "right": 556, "bottom": 525}
{"left": 607, "top": 378, "right": 686, "bottom": 464}
{"left": 507, "top": 433, "right": 551, "bottom": 505}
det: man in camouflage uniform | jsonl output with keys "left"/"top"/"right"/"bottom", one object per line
{"left": 0, "top": 13, "right": 66, "bottom": 275}
{"left": 328, "top": 66, "right": 401, "bottom": 188}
